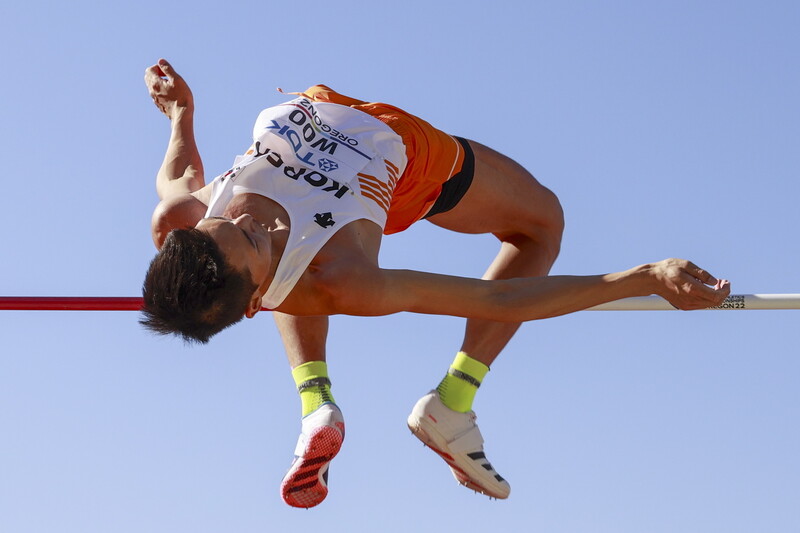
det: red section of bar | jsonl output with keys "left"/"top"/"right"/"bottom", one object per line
{"left": 0, "top": 297, "right": 273, "bottom": 312}
{"left": 0, "top": 297, "right": 144, "bottom": 311}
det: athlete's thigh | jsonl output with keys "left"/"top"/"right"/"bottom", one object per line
{"left": 425, "top": 139, "right": 562, "bottom": 237}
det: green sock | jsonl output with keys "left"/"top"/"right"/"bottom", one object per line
{"left": 436, "top": 351, "right": 489, "bottom": 413}
{"left": 292, "top": 361, "right": 335, "bottom": 416}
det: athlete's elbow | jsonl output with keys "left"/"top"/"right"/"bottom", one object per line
{"left": 484, "top": 279, "right": 556, "bottom": 322}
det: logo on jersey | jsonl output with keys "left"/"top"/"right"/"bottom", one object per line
{"left": 317, "top": 158, "right": 339, "bottom": 172}
{"left": 314, "top": 212, "right": 336, "bottom": 228}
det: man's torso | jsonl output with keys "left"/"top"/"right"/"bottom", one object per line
{"left": 200, "top": 97, "right": 405, "bottom": 310}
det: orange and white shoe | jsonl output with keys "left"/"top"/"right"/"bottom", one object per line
{"left": 407, "top": 390, "right": 510, "bottom": 499}
{"left": 280, "top": 403, "right": 345, "bottom": 508}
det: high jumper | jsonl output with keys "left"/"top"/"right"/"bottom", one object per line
{"left": 141, "top": 59, "right": 730, "bottom": 507}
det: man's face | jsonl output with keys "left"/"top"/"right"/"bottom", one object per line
{"left": 194, "top": 215, "right": 272, "bottom": 292}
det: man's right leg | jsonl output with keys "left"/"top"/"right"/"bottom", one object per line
{"left": 407, "top": 139, "right": 564, "bottom": 499}
{"left": 274, "top": 313, "right": 345, "bottom": 509}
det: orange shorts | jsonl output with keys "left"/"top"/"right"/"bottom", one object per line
{"left": 302, "top": 85, "right": 467, "bottom": 235}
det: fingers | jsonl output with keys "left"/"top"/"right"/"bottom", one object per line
{"left": 675, "top": 270, "right": 731, "bottom": 309}
{"left": 655, "top": 258, "right": 730, "bottom": 310}
{"left": 143, "top": 59, "right": 176, "bottom": 86}
{"left": 679, "top": 271, "right": 721, "bottom": 298}
{"left": 713, "top": 279, "right": 732, "bottom": 303}
{"left": 684, "top": 261, "right": 730, "bottom": 306}
{"left": 144, "top": 64, "right": 164, "bottom": 84}
{"left": 156, "top": 58, "right": 175, "bottom": 80}
{"left": 683, "top": 260, "right": 718, "bottom": 286}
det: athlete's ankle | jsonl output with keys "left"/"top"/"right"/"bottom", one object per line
{"left": 292, "top": 361, "right": 336, "bottom": 417}
{"left": 436, "top": 351, "right": 489, "bottom": 413}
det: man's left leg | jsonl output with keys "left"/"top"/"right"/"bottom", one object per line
{"left": 407, "top": 139, "right": 564, "bottom": 499}
{"left": 274, "top": 313, "right": 345, "bottom": 509}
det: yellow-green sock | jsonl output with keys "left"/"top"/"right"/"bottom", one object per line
{"left": 436, "top": 351, "right": 489, "bottom": 413}
{"left": 292, "top": 361, "right": 335, "bottom": 417}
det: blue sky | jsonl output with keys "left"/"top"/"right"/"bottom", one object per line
{"left": 1, "top": 1, "right": 798, "bottom": 532}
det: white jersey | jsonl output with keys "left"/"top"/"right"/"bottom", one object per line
{"left": 205, "top": 96, "right": 407, "bottom": 308}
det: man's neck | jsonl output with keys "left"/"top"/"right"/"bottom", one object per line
{"left": 222, "top": 192, "right": 290, "bottom": 287}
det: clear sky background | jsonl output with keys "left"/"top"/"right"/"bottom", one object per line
{"left": 1, "top": 1, "right": 798, "bottom": 532}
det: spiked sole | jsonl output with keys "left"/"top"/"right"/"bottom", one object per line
{"left": 407, "top": 423, "right": 509, "bottom": 500}
{"left": 280, "top": 425, "right": 344, "bottom": 508}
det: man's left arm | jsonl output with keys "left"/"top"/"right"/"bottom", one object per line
{"left": 145, "top": 58, "right": 205, "bottom": 200}
{"left": 145, "top": 59, "right": 208, "bottom": 248}
{"left": 323, "top": 258, "right": 730, "bottom": 320}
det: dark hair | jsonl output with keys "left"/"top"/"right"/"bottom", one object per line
{"left": 140, "top": 228, "right": 258, "bottom": 344}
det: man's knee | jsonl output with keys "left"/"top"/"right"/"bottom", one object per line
{"left": 542, "top": 193, "right": 565, "bottom": 259}
{"left": 499, "top": 186, "right": 564, "bottom": 264}
{"left": 542, "top": 186, "right": 565, "bottom": 241}
{"left": 514, "top": 184, "right": 564, "bottom": 245}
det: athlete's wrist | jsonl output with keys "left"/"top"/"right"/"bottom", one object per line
{"left": 165, "top": 99, "right": 193, "bottom": 121}
{"left": 603, "top": 263, "right": 658, "bottom": 299}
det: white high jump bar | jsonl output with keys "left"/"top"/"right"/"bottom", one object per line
{"left": 589, "top": 294, "right": 800, "bottom": 311}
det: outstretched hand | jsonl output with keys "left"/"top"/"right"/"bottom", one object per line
{"left": 144, "top": 59, "right": 193, "bottom": 119}
{"left": 649, "top": 258, "right": 730, "bottom": 310}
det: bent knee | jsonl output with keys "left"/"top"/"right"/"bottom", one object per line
{"left": 502, "top": 185, "right": 564, "bottom": 246}
{"left": 537, "top": 185, "right": 565, "bottom": 235}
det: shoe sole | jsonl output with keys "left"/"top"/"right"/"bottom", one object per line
{"left": 407, "top": 421, "right": 509, "bottom": 500}
{"left": 280, "top": 425, "right": 344, "bottom": 508}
